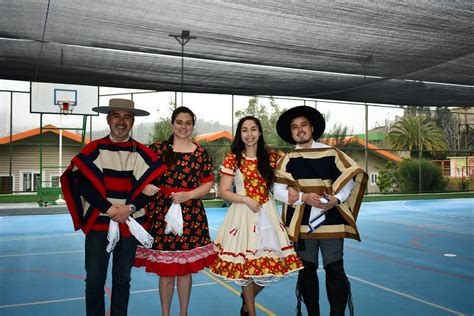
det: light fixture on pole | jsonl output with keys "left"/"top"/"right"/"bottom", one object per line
{"left": 169, "top": 30, "right": 196, "bottom": 106}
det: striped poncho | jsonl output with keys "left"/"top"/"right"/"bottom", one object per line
{"left": 60, "top": 136, "right": 166, "bottom": 235}
{"left": 275, "top": 147, "right": 367, "bottom": 242}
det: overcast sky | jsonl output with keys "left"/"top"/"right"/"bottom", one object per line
{"left": 0, "top": 79, "right": 404, "bottom": 136}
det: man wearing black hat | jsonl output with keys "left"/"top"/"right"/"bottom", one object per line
{"left": 61, "top": 99, "right": 166, "bottom": 315}
{"left": 273, "top": 106, "right": 367, "bottom": 316}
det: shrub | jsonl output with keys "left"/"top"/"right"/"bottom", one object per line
{"left": 398, "top": 159, "right": 448, "bottom": 193}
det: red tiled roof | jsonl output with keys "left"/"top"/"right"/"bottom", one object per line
{"left": 195, "top": 130, "right": 233, "bottom": 142}
{"left": 0, "top": 124, "right": 90, "bottom": 145}
{"left": 321, "top": 136, "right": 401, "bottom": 162}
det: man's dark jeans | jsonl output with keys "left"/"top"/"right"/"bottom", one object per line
{"left": 85, "top": 230, "right": 138, "bottom": 316}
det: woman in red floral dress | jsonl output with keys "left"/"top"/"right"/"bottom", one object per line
{"left": 209, "top": 116, "right": 303, "bottom": 316}
{"left": 134, "top": 106, "right": 216, "bottom": 316}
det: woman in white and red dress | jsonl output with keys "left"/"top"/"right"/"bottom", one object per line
{"left": 209, "top": 116, "right": 303, "bottom": 316}
{"left": 134, "top": 106, "right": 216, "bottom": 316}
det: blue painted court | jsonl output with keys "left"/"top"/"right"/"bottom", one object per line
{"left": 1, "top": 198, "right": 473, "bottom": 315}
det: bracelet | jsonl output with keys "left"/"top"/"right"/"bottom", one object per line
{"left": 240, "top": 195, "right": 245, "bottom": 203}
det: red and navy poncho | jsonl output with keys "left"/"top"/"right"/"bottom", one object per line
{"left": 60, "top": 136, "right": 167, "bottom": 236}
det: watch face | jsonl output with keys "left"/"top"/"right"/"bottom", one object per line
{"left": 130, "top": 205, "right": 136, "bottom": 212}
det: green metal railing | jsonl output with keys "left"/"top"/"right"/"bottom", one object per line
{"left": 38, "top": 114, "right": 89, "bottom": 206}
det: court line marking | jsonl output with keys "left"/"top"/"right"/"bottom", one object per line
{"left": 364, "top": 217, "right": 472, "bottom": 235}
{"left": 130, "top": 282, "right": 217, "bottom": 294}
{"left": 0, "top": 297, "right": 85, "bottom": 309}
{"left": 200, "top": 269, "right": 276, "bottom": 316}
{"left": 0, "top": 282, "right": 217, "bottom": 309}
{"left": 0, "top": 250, "right": 84, "bottom": 258}
{"left": 0, "top": 267, "right": 466, "bottom": 315}
{"left": 348, "top": 274, "right": 466, "bottom": 316}
{"left": 348, "top": 246, "right": 473, "bottom": 280}
{"left": 0, "top": 233, "right": 81, "bottom": 241}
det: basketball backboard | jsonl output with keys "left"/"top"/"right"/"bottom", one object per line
{"left": 31, "top": 82, "right": 99, "bottom": 115}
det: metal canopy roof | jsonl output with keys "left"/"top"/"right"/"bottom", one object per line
{"left": 1, "top": 1, "right": 473, "bottom": 106}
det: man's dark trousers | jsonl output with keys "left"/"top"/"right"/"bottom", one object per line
{"left": 85, "top": 230, "right": 138, "bottom": 316}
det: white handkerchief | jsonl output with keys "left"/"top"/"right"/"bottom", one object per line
{"left": 106, "top": 220, "right": 120, "bottom": 253}
{"left": 308, "top": 207, "right": 326, "bottom": 232}
{"left": 164, "top": 203, "right": 183, "bottom": 236}
{"left": 127, "top": 217, "right": 154, "bottom": 249}
{"left": 106, "top": 217, "right": 154, "bottom": 253}
{"left": 308, "top": 197, "right": 328, "bottom": 232}
{"left": 257, "top": 208, "right": 282, "bottom": 257}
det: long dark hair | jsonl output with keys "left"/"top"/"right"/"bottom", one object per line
{"left": 163, "top": 106, "right": 196, "bottom": 165}
{"left": 230, "top": 116, "right": 274, "bottom": 189}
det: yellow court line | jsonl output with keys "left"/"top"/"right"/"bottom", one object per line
{"left": 200, "top": 270, "right": 276, "bottom": 316}
{"left": 349, "top": 275, "right": 465, "bottom": 316}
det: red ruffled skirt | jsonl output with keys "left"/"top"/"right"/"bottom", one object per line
{"left": 135, "top": 243, "right": 216, "bottom": 277}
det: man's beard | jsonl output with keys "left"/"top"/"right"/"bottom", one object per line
{"left": 295, "top": 135, "right": 312, "bottom": 146}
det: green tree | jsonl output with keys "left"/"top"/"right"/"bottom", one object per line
{"left": 388, "top": 115, "right": 447, "bottom": 158}
{"left": 235, "top": 96, "right": 289, "bottom": 150}
{"left": 198, "top": 138, "right": 232, "bottom": 184}
{"left": 398, "top": 158, "right": 448, "bottom": 193}
{"left": 433, "top": 107, "right": 457, "bottom": 153}
{"left": 376, "top": 161, "right": 400, "bottom": 193}
{"left": 403, "top": 105, "right": 432, "bottom": 118}
{"left": 148, "top": 100, "right": 176, "bottom": 143}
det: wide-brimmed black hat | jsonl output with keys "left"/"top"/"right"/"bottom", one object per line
{"left": 276, "top": 106, "right": 325, "bottom": 144}
{"left": 91, "top": 98, "right": 150, "bottom": 116}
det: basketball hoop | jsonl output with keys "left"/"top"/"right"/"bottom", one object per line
{"left": 56, "top": 101, "right": 76, "bottom": 115}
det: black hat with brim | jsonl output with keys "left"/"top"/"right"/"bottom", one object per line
{"left": 276, "top": 106, "right": 325, "bottom": 144}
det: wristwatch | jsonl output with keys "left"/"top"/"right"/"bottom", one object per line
{"left": 129, "top": 204, "right": 136, "bottom": 214}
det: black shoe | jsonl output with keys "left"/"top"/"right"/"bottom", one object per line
{"left": 240, "top": 293, "right": 249, "bottom": 316}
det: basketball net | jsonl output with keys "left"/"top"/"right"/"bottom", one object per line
{"left": 57, "top": 101, "right": 75, "bottom": 115}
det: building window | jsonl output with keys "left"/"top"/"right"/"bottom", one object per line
{"left": 51, "top": 176, "right": 60, "bottom": 188}
{"left": 0, "top": 176, "right": 13, "bottom": 194}
{"left": 21, "top": 171, "right": 40, "bottom": 192}
{"left": 370, "top": 172, "right": 378, "bottom": 185}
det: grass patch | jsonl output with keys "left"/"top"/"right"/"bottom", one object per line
{"left": 363, "top": 191, "right": 474, "bottom": 202}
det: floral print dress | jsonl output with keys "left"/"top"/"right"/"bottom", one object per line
{"left": 209, "top": 152, "right": 303, "bottom": 286}
{"left": 134, "top": 142, "right": 216, "bottom": 276}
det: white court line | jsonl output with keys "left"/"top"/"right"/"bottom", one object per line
{"left": 131, "top": 282, "right": 216, "bottom": 294}
{"left": 0, "top": 269, "right": 466, "bottom": 315}
{"left": 0, "top": 233, "right": 81, "bottom": 242}
{"left": 0, "top": 250, "right": 84, "bottom": 258}
{"left": 401, "top": 201, "right": 473, "bottom": 221}
{"left": 348, "top": 274, "right": 465, "bottom": 316}
{"left": 0, "top": 282, "right": 217, "bottom": 309}
{"left": 365, "top": 217, "right": 472, "bottom": 235}
{"left": 0, "top": 297, "right": 84, "bottom": 309}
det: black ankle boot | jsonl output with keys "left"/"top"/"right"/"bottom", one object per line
{"left": 296, "top": 260, "right": 320, "bottom": 316}
{"left": 325, "top": 259, "right": 352, "bottom": 316}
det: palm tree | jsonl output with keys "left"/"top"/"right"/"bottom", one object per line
{"left": 388, "top": 115, "right": 447, "bottom": 158}
{"left": 323, "top": 123, "right": 353, "bottom": 149}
